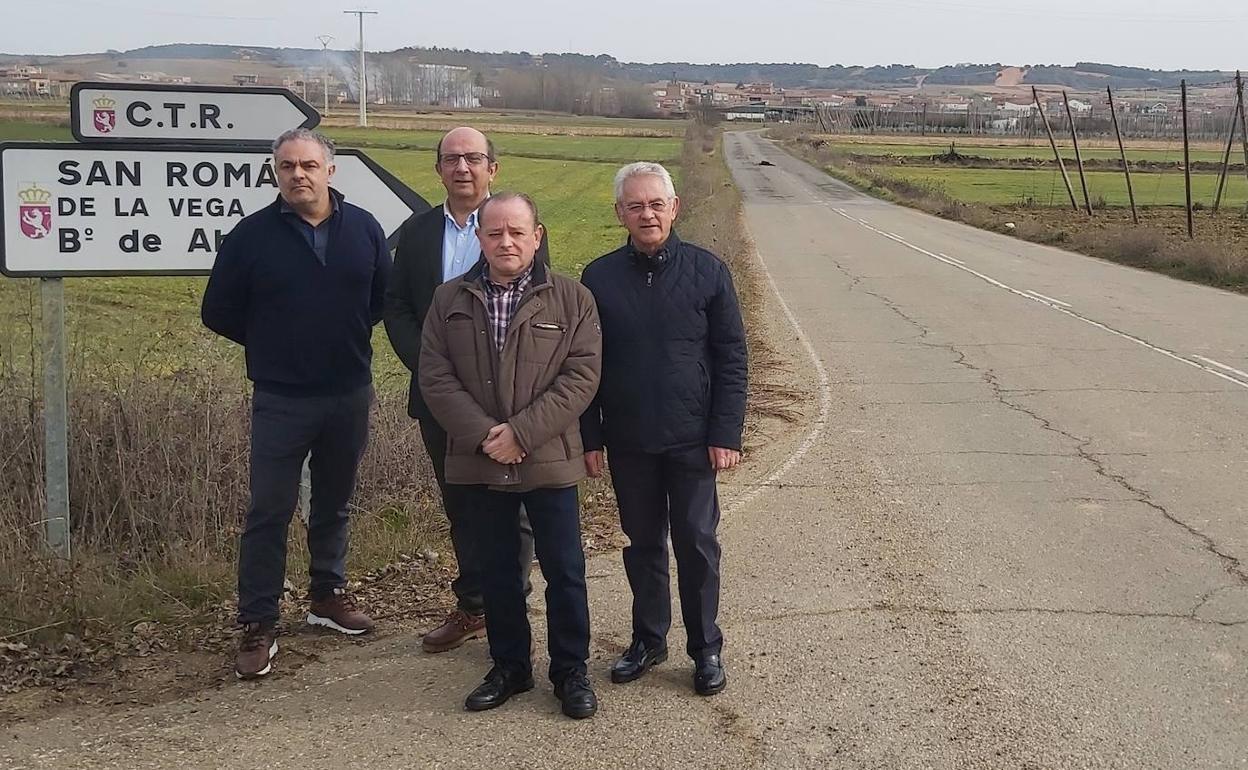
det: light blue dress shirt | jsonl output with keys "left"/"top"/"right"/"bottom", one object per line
{"left": 442, "top": 205, "right": 482, "bottom": 282}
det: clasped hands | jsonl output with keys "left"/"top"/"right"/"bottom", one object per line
{"left": 482, "top": 423, "right": 525, "bottom": 464}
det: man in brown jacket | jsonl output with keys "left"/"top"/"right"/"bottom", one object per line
{"left": 419, "top": 192, "right": 602, "bottom": 719}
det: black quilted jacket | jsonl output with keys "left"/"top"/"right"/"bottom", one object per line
{"left": 580, "top": 232, "right": 747, "bottom": 453}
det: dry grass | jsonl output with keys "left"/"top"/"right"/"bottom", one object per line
{"left": 0, "top": 363, "right": 448, "bottom": 642}
{"left": 678, "top": 122, "right": 803, "bottom": 436}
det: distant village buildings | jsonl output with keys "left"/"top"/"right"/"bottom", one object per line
{"left": 0, "top": 56, "right": 1232, "bottom": 138}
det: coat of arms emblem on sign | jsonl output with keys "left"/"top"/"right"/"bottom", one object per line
{"left": 18, "top": 185, "right": 53, "bottom": 240}
{"left": 93, "top": 95, "right": 116, "bottom": 133}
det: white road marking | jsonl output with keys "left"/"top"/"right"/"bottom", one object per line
{"left": 1024, "top": 290, "right": 1071, "bottom": 308}
{"left": 1193, "top": 355, "right": 1248, "bottom": 383}
{"left": 722, "top": 242, "right": 833, "bottom": 516}
{"left": 937, "top": 253, "right": 965, "bottom": 266}
{"left": 828, "top": 209, "right": 1248, "bottom": 393}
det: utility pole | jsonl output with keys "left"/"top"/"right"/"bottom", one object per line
{"left": 1106, "top": 87, "right": 1138, "bottom": 224}
{"left": 1034, "top": 87, "right": 1079, "bottom": 211}
{"left": 343, "top": 9, "right": 377, "bottom": 127}
{"left": 316, "top": 34, "right": 334, "bottom": 117}
{"left": 1062, "top": 91, "right": 1093, "bottom": 215}
{"left": 1181, "top": 79, "right": 1194, "bottom": 239}
{"left": 1213, "top": 99, "right": 1240, "bottom": 214}
{"left": 1237, "top": 72, "right": 1248, "bottom": 215}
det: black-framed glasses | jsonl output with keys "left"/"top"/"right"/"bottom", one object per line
{"left": 439, "top": 152, "right": 493, "bottom": 167}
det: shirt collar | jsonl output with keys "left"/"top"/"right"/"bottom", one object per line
{"left": 626, "top": 230, "right": 680, "bottom": 262}
{"left": 443, "top": 195, "right": 488, "bottom": 231}
{"left": 279, "top": 191, "right": 340, "bottom": 218}
{"left": 482, "top": 264, "right": 533, "bottom": 292}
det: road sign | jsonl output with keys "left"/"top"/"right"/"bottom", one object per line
{"left": 0, "top": 142, "right": 430, "bottom": 277}
{"left": 71, "top": 82, "right": 321, "bottom": 144}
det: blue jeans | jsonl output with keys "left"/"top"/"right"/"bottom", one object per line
{"left": 236, "top": 385, "right": 371, "bottom": 626}
{"left": 465, "top": 484, "right": 589, "bottom": 683}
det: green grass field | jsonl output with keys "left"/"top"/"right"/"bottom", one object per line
{"left": 876, "top": 165, "right": 1248, "bottom": 208}
{"left": 824, "top": 139, "right": 1234, "bottom": 165}
{"left": 0, "top": 120, "right": 681, "bottom": 163}
{"left": 326, "top": 127, "right": 682, "bottom": 164}
{"left": 0, "top": 116, "right": 679, "bottom": 384}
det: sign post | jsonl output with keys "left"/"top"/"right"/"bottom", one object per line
{"left": 41, "top": 277, "right": 69, "bottom": 559}
{"left": 5, "top": 84, "right": 428, "bottom": 556}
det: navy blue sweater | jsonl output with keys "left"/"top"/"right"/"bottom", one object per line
{"left": 580, "top": 232, "right": 747, "bottom": 453}
{"left": 201, "top": 190, "right": 391, "bottom": 397}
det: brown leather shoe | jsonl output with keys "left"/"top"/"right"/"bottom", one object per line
{"left": 235, "top": 623, "right": 278, "bottom": 680}
{"left": 307, "top": 588, "right": 375, "bottom": 635}
{"left": 422, "top": 609, "right": 486, "bottom": 653}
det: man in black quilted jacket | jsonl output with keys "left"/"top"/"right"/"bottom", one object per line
{"left": 580, "top": 161, "right": 747, "bottom": 697}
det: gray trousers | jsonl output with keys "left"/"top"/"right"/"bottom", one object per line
{"left": 237, "top": 384, "right": 371, "bottom": 626}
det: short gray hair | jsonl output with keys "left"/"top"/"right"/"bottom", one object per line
{"left": 613, "top": 162, "right": 675, "bottom": 202}
{"left": 478, "top": 191, "right": 540, "bottom": 229}
{"left": 272, "top": 128, "right": 335, "bottom": 163}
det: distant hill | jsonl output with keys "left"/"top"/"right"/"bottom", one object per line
{"left": 1, "top": 44, "right": 1234, "bottom": 92}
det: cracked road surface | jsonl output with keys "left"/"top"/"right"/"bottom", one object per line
{"left": 5, "top": 133, "right": 1247, "bottom": 769}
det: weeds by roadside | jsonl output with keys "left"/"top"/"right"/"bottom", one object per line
{"left": 678, "top": 122, "right": 804, "bottom": 436}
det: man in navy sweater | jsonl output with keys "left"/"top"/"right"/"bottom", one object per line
{"left": 202, "top": 128, "right": 390, "bottom": 680}
{"left": 581, "top": 161, "right": 747, "bottom": 697}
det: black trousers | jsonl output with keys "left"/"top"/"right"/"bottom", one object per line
{"left": 466, "top": 485, "right": 590, "bottom": 683}
{"left": 609, "top": 445, "right": 723, "bottom": 658}
{"left": 237, "top": 384, "right": 371, "bottom": 626}
{"left": 419, "top": 418, "right": 533, "bottom": 614}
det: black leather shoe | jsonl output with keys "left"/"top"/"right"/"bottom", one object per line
{"left": 694, "top": 653, "right": 727, "bottom": 696}
{"left": 553, "top": 671, "right": 598, "bottom": 719}
{"left": 464, "top": 665, "right": 534, "bottom": 711}
{"left": 610, "top": 639, "right": 669, "bottom": 684}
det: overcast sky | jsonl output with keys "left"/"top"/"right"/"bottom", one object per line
{"left": 4, "top": 0, "right": 1247, "bottom": 71}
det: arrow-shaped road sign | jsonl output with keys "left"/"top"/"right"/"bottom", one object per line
{"left": 71, "top": 82, "right": 321, "bottom": 145}
{"left": 0, "top": 142, "right": 430, "bottom": 277}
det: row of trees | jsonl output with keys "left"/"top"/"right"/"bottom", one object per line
{"left": 494, "top": 68, "right": 656, "bottom": 117}
{"left": 332, "top": 52, "right": 657, "bottom": 117}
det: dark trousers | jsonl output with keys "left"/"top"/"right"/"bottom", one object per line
{"left": 465, "top": 485, "right": 589, "bottom": 683}
{"left": 609, "top": 445, "right": 723, "bottom": 658}
{"left": 237, "top": 385, "right": 371, "bottom": 626}
{"left": 419, "top": 418, "right": 533, "bottom": 614}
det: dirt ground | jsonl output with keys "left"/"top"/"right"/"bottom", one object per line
{"left": 0, "top": 492, "right": 625, "bottom": 725}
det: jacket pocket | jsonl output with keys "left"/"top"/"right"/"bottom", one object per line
{"left": 445, "top": 311, "right": 478, "bottom": 354}
{"left": 696, "top": 360, "right": 710, "bottom": 397}
{"left": 521, "top": 320, "right": 566, "bottom": 363}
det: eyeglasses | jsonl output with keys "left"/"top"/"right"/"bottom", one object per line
{"left": 439, "top": 152, "right": 492, "bottom": 167}
{"left": 622, "top": 199, "right": 671, "bottom": 215}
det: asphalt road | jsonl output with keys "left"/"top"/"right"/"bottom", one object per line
{"left": 5, "top": 132, "right": 1246, "bottom": 769}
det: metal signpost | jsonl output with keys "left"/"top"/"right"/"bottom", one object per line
{"left": 2, "top": 85, "right": 429, "bottom": 557}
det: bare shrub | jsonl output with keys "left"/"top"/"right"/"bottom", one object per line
{"left": 1089, "top": 226, "right": 1167, "bottom": 265}
{"left": 1009, "top": 219, "right": 1067, "bottom": 244}
{"left": 1167, "top": 240, "right": 1248, "bottom": 282}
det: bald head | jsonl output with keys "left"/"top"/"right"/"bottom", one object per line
{"left": 436, "top": 126, "right": 494, "bottom": 160}
{"left": 436, "top": 126, "right": 499, "bottom": 218}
